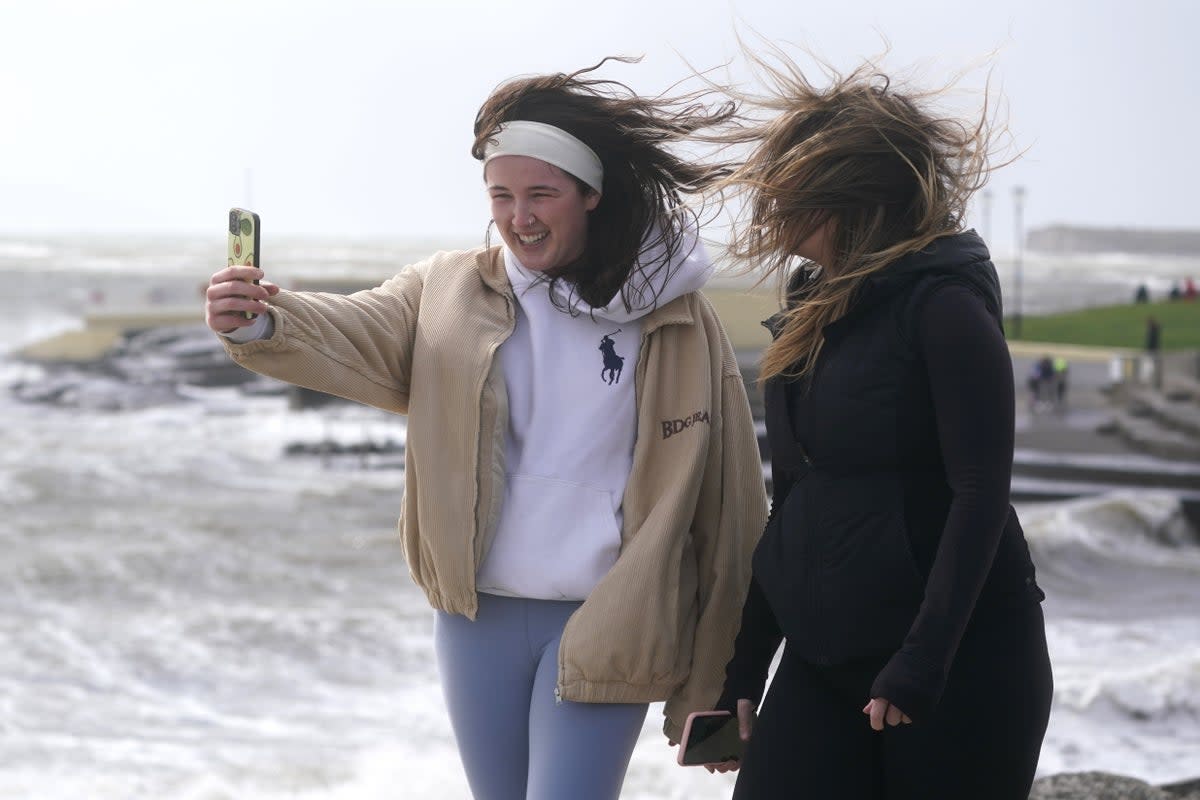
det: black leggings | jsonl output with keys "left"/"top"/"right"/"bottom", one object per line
{"left": 732, "top": 602, "right": 1053, "bottom": 800}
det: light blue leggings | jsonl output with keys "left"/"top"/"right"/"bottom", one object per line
{"left": 434, "top": 593, "right": 649, "bottom": 800}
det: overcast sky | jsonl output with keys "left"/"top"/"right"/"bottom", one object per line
{"left": 2, "top": 0, "right": 1196, "bottom": 252}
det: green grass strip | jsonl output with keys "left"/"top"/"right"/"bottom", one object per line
{"left": 1007, "top": 301, "right": 1199, "bottom": 350}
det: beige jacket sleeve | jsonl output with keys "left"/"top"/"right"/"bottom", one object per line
{"left": 662, "top": 367, "right": 768, "bottom": 741}
{"left": 221, "top": 264, "right": 425, "bottom": 414}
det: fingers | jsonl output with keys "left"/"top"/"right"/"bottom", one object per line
{"left": 206, "top": 280, "right": 272, "bottom": 305}
{"left": 211, "top": 265, "right": 265, "bottom": 286}
{"left": 206, "top": 293, "right": 270, "bottom": 328}
{"left": 863, "top": 698, "right": 912, "bottom": 732}
{"left": 206, "top": 268, "right": 273, "bottom": 332}
{"left": 207, "top": 269, "right": 271, "bottom": 301}
{"left": 867, "top": 699, "right": 886, "bottom": 731}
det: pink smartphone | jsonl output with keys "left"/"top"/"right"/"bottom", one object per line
{"left": 677, "top": 710, "right": 745, "bottom": 766}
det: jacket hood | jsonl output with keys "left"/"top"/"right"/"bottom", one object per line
{"left": 853, "top": 229, "right": 1002, "bottom": 322}
{"left": 765, "top": 230, "right": 1002, "bottom": 339}
{"left": 505, "top": 221, "right": 712, "bottom": 325}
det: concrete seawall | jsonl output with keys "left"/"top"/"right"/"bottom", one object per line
{"left": 14, "top": 308, "right": 200, "bottom": 363}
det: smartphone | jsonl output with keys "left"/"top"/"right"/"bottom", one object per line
{"left": 227, "top": 207, "right": 261, "bottom": 319}
{"left": 677, "top": 710, "right": 745, "bottom": 767}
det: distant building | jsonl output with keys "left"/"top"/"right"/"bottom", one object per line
{"left": 1027, "top": 225, "right": 1200, "bottom": 257}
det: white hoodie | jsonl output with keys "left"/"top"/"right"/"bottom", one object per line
{"left": 475, "top": 227, "right": 713, "bottom": 600}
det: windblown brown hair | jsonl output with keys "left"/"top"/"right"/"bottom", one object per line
{"left": 717, "top": 49, "right": 1006, "bottom": 381}
{"left": 472, "top": 57, "right": 737, "bottom": 312}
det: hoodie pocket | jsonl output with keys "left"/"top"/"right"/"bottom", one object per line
{"left": 476, "top": 474, "right": 622, "bottom": 600}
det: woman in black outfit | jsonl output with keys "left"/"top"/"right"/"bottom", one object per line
{"left": 709, "top": 56, "right": 1054, "bottom": 798}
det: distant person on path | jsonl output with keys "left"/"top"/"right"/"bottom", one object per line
{"left": 1037, "top": 354, "right": 1054, "bottom": 390}
{"left": 1185, "top": 277, "right": 1197, "bottom": 301}
{"left": 1134, "top": 283, "right": 1149, "bottom": 304}
{"left": 204, "top": 60, "right": 767, "bottom": 800}
{"left": 1026, "top": 361, "right": 1044, "bottom": 412}
{"left": 1053, "top": 356, "right": 1069, "bottom": 411}
{"left": 1026, "top": 354, "right": 1054, "bottom": 412}
{"left": 1145, "top": 316, "right": 1162, "bottom": 353}
{"left": 1145, "top": 315, "right": 1164, "bottom": 389}
{"left": 698, "top": 51, "right": 1053, "bottom": 799}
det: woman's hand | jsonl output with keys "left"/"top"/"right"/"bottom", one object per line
{"left": 863, "top": 697, "right": 912, "bottom": 731}
{"left": 205, "top": 265, "right": 279, "bottom": 334}
{"left": 703, "top": 699, "right": 757, "bottom": 775}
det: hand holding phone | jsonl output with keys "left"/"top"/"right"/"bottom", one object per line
{"left": 677, "top": 710, "right": 746, "bottom": 767}
{"left": 227, "top": 208, "right": 261, "bottom": 319}
{"left": 206, "top": 208, "right": 277, "bottom": 334}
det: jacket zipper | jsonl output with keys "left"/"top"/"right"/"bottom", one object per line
{"left": 469, "top": 293, "right": 516, "bottom": 597}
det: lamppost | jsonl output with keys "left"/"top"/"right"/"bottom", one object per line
{"left": 1013, "top": 185, "right": 1026, "bottom": 339}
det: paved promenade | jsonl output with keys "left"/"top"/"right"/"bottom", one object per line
{"left": 1010, "top": 354, "right": 1135, "bottom": 457}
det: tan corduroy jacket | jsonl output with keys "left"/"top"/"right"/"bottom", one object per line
{"left": 222, "top": 246, "right": 767, "bottom": 740}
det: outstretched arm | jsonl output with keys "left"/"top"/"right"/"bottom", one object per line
{"left": 214, "top": 264, "right": 426, "bottom": 414}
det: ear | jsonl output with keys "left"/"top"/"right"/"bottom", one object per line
{"left": 584, "top": 189, "right": 601, "bottom": 212}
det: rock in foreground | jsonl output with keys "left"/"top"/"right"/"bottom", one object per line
{"left": 1030, "top": 772, "right": 1200, "bottom": 800}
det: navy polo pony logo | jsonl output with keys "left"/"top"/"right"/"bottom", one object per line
{"left": 599, "top": 330, "right": 624, "bottom": 385}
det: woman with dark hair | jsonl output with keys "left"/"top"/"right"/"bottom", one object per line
{"left": 703, "top": 53, "right": 1053, "bottom": 799}
{"left": 204, "top": 59, "right": 767, "bottom": 800}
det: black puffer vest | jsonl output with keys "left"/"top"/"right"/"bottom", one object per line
{"left": 754, "top": 231, "right": 1043, "bottom": 666}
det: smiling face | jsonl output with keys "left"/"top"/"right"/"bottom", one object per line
{"left": 486, "top": 155, "right": 600, "bottom": 272}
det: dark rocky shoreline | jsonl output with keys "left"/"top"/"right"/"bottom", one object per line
{"left": 1031, "top": 773, "right": 1200, "bottom": 799}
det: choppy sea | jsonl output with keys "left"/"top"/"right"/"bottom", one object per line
{"left": 1, "top": 234, "right": 1198, "bottom": 798}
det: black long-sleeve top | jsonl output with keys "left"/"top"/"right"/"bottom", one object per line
{"left": 718, "top": 279, "right": 1042, "bottom": 719}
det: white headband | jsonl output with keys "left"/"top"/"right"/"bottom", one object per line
{"left": 483, "top": 120, "right": 604, "bottom": 193}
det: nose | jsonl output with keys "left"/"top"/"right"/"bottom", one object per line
{"left": 513, "top": 202, "right": 536, "bottom": 229}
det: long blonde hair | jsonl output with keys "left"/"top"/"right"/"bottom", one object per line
{"left": 718, "top": 50, "right": 1006, "bottom": 381}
